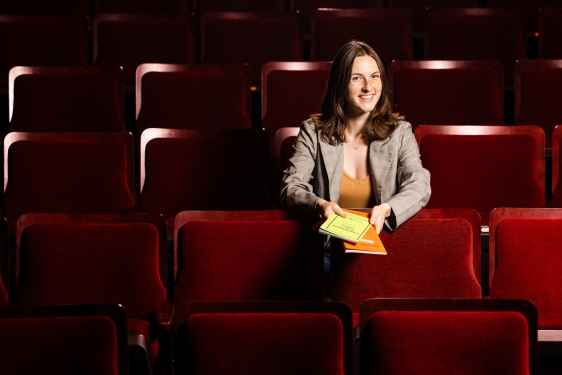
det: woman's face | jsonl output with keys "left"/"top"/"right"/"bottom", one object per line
{"left": 345, "top": 55, "right": 382, "bottom": 118}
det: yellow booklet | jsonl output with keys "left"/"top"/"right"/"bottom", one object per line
{"left": 319, "top": 211, "right": 371, "bottom": 243}
{"left": 342, "top": 209, "right": 387, "bottom": 255}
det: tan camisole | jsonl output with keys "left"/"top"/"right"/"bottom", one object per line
{"left": 338, "top": 170, "right": 375, "bottom": 209}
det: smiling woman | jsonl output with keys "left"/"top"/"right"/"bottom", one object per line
{"left": 280, "top": 40, "right": 431, "bottom": 234}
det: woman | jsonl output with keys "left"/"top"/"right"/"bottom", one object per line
{"left": 280, "top": 41, "right": 430, "bottom": 234}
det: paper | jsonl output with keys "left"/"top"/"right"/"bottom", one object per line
{"left": 319, "top": 211, "right": 371, "bottom": 243}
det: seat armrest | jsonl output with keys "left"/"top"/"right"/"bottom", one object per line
{"left": 157, "top": 300, "right": 174, "bottom": 330}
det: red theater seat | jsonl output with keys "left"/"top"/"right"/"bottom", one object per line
{"left": 136, "top": 63, "right": 251, "bottom": 137}
{"left": 310, "top": 8, "right": 412, "bottom": 68}
{"left": 274, "top": 127, "right": 300, "bottom": 199}
{"left": 330, "top": 209, "right": 482, "bottom": 326}
{"left": 490, "top": 0, "right": 561, "bottom": 33}
{"left": 552, "top": 126, "right": 562, "bottom": 206}
{"left": 0, "top": 218, "right": 9, "bottom": 304}
{"left": 172, "top": 301, "right": 352, "bottom": 375}
{"left": 0, "top": 15, "right": 88, "bottom": 88}
{"left": 262, "top": 62, "right": 330, "bottom": 153}
{"left": 2, "top": 132, "right": 136, "bottom": 230}
{"left": 172, "top": 210, "right": 322, "bottom": 306}
{"left": 388, "top": 60, "right": 504, "bottom": 131}
{"left": 200, "top": 12, "right": 301, "bottom": 86}
{"left": 95, "top": 0, "right": 185, "bottom": 14}
{"left": 360, "top": 298, "right": 537, "bottom": 375}
{"left": 0, "top": 0, "right": 90, "bottom": 18}
{"left": 0, "top": 304, "right": 128, "bottom": 375}
{"left": 192, "top": 0, "right": 285, "bottom": 13}
{"left": 9, "top": 66, "right": 125, "bottom": 132}
{"left": 489, "top": 208, "right": 562, "bottom": 331}
{"left": 514, "top": 60, "right": 562, "bottom": 147}
{"left": 539, "top": 7, "right": 562, "bottom": 59}
{"left": 140, "top": 129, "right": 271, "bottom": 227}
{"left": 415, "top": 125, "right": 545, "bottom": 224}
{"left": 13, "top": 213, "right": 170, "bottom": 374}
{"left": 424, "top": 8, "right": 526, "bottom": 82}
{"left": 94, "top": 14, "right": 194, "bottom": 86}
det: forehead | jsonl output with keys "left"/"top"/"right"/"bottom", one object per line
{"left": 351, "top": 55, "right": 379, "bottom": 74}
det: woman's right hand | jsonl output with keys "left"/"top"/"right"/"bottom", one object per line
{"left": 315, "top": 198, "right": 347, "bottom": 220}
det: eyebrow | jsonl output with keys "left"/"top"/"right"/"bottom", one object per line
{"left": 351, "top": 71, "right": 380, "bottom": 76}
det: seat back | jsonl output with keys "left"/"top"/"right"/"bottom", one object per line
{"left": 9, "top": 66, "right": 125, "bottom": 132}
{"left": 0, "top": 15, "right": 87, "bottom": 87}
{"left": 173, "top": 210, "right": 322, "bottom": 305}
{"left": 539, "top": 7, "right": 562, "bottom": 59}
{"left": 489, "top": 207, "right": 562, "bottom": 329}
{"left": 0, "top": 218, "right": 8, "bottom": 305}
{"left": 388, "top": 60, "right": 504, "bottom": 131}
{"left": 192, "top": 0, "right": 286, "bottom": 13}
{"left": 173, "top": 301, "right": 352, "bottom": 375}
{"left": 415, "top": 125, "right": 545, "bottom": 224}
{"left": 274, "top": 127, "right": 300, "bottom": 198}
{"left": 514, "top": 60, "right": 562, "bottom": 147}
{"left": 13, "top": 213, "right": 168, "bottom": 321}
{"left": 360, "top": 298, "right": 537, "bottom": 375}
{"left": 0, "top": 304, "right": 128, "bottom": 375}
{"left": 424, "top": 8, "right": 526, "bottom": 80}
{"left": 95, "top": 0, "right": 185, "bottom": 14}
{"left": 262, "top": 62, "right": 330, "bottom": 153}
{"left": 136, "top": 63, "right": 251, "bottom": 136}
{"left": 94, "top": 14, "right": 194, "bottom": 85}
{"left": 3, "top": 132, "right": 136, "bottom": 226}
{"left": 552, "top": 126, "right": 562, "bottom": 206}
{"left": 330, "top": 209, "right": 482, "bottom": 313}
{"left": 311, "top": 8, "right": 412, "bottom": 68}
{"left": 200, "top": 12, "right": 301, "bottom": 86}
{"left": 140, "top": 129, "right": 271, "bottom": 222}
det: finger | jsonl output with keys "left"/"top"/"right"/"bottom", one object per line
{"left": 332, "top": 204, "right": 347, "bottom": 218}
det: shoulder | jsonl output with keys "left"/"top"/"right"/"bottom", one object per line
{"left": 385, "top": 120, "right": 414, "bottom": 143}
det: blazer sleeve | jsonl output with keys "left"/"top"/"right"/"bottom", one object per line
{"left": 385, "top": 122, "right": 431, "bottom": 230}
{"left": 279, "top": 121, "right": 321, "bottom": 217}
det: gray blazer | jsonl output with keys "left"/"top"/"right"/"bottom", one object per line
{"left": 280, "top": 119, "right": 431, "bottom": 230}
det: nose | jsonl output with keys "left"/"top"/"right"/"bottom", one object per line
{"left": 362, "top": 79, "right": 372, "bottom": 92}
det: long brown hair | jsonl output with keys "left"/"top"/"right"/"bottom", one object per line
{"left": 312, "top": 40, "right": 403, "bottom": 145}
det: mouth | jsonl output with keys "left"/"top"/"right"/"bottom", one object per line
{"left": 359, "top": 94, "right": 374, "bottom": 101}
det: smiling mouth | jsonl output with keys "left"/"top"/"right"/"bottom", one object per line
{"left": 359, "top": 94, "right": 374, "bottom": 100}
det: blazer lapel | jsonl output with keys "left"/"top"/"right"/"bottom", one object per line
{"left": 370, "top": 138, "right": 395, "bottom": 204}
{"left": 319, "top": 140, "right": 344, "bottom": 203}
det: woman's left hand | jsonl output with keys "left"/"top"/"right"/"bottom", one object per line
{"left": 370, "top": 203, "right": 392, "bottom": 234}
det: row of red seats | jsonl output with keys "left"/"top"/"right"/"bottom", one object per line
{"left": 0, "top": 299, "right": 539, "bottom": 375}
{"left": 0, "top": 8, "right": 561, "bottom": 87}
{"left": 6, "top": 59, "right": 562, "bottom": 147}
{"left": 0, "top": 208, "right": 557, "bottom": 373}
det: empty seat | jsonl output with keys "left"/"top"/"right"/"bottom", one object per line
{"left": 3, "top": 132, "right": 136, "bottom": 229}
{"left": 94, "top": 14, "right": 194, "bottom": 86}
{"left": 489, "top": 0, "right": 561, "bottom": 33}
{"left": 173, "top": 301, "right": 352, "bottom": 375}
{"left": 415, "top": 125, "right": 545, "bottom": 224}
{"left": 424, "top": 8, "right": 526, "bottom": 81}
{"left": 95, "top": 0, "right": 185, "bottom": 14}
{"left": 173, "top": 210, "right": 323, "bottom": 306}
{"left": 0, "top": 15, "right": 88, "bottom": 88}
{"left": 360, "top": 298, "right": 537, "bottom": 375}
{"left": 9, "top": 66, "right": 125, "bottom": 132}
{"left": 311, "top": 8, "right": 412, "bottom": 68}
{"left": 330, "top": 209, "right": 482, "bottom": 325}
{"left": 136, "top": 63, "right": 251, "bottom": 136}
{"left": 489, "top": 207, "right": 562, "bottom": 330}
{"left": 0, "top": 0, "right": 90, "bottom": 18}
{"left": 552, "top": 126, "right": 562, "bottom": 206}
{"left": 539, "top": 7, "right": 562, "bottom": 59}
{"left": 13, "top": 213, "right": 170, "bottom": 374}
{"left": 0, "top": 304, "right": 128, "bottom": 375}
{"left": 514, "top": 60, "right": 562, "bottom": 147}
{"left": 262, "top": 62, "right": 330, "bottom": 153}
{"left": 192, "top": 0, "right": 286, "bottom": 13}
{"left": 388, "top": 60, "right": 504, "bottom": 131}
{"left": 200, "top": 12, "right": 301, "bottom": 86}
{"left": 140, "top": 129, "right": 271, "bottom": 227}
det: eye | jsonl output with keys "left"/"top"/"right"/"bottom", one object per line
{"left": 371, "top": 74, "right": 380, "bottom": 79}
{"left": 351, "top": 76, "right": 363, "bottom": 82}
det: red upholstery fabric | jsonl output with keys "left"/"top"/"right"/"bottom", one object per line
{"left": 173, "top": 220, "right": 321, "bottom": 305}
{"left": 331, "top": 219, "right": 481, "bottom": 313}
{"left": 554, "top": 137, "right": 562, "bottom": 206}
{"left": 263, "top": 69, "right": 327, "bottom": 149}
{"left": 177, "top": 312, "right": 344, "bottom": 375}
{"left": 140, "top": 137, "right": 270, "bottom": 217}
{"left": 541, "top": 13, "right": 562, "bottom": 59}
{"left": 95, "top": 18, "right": 193, "bottom": 85}
{"left": 362, "top": 311, "right": 529, "bottom": 375}
{"left": 0, "top": 0, "right": 89, "bottom": 15}
{"left": 3, "top": 139, "right": 135, "bottom": 224}
{"left": 426, "top": 14, "right": 525, "bottom": 80}
{"left": 516, "top": 66, "right": 562, "bottom": 147}
{"left": 194, "top": 0, "right": 285, "bottom": 12}
{"left": 392, "top": 68, "right": 503, "bottom": 131}
{"left": 490, "top": 218, "right": 562, "bottom": 329}
{"left": 0, "top": 316, "right": 119, "bottom": 375}
{"left": 0, "top": 19, "right": 86, "bottom": 87}
{"left": 389, "top": 0, "right": 478, "bottom": 32}
{"left": 312, "top": 13, "right": 411, "bottom": 67}
{"left": 137, "top": 70, "right": 250, "bottom": 135}
{"left": 202, "top": 17, "right": 301, "bottom": 85}
{"left": 421, "top": 134, "right": 544, "bottom": 224}
{"left": 10, "top": 73, "right": 124, "bottom": 132}
{"left": 96, "top": 0, "right": 185, "bottom": 13}
{"left": 489, "top": 0, "right": 561, "bottom": 31}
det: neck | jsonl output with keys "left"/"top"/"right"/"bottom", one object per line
{"left": 345, "top": 117, "right": 368, "bottom": 138}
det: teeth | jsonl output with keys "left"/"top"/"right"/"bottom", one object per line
{"left": 359, "top": 95, "right": 373, "bottom": 99}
